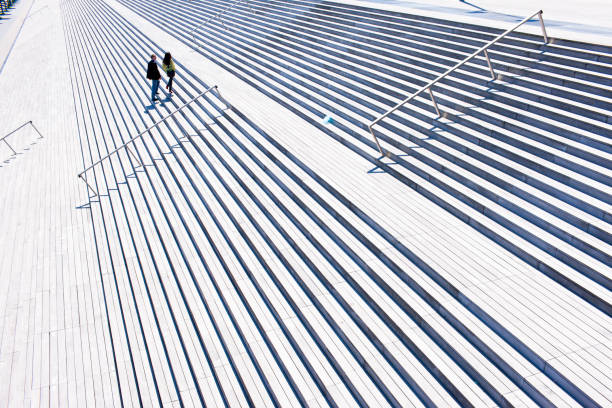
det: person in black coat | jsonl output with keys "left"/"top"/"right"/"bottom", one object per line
{"left": 146, "top": 54, "right": 162, "bottom": 102}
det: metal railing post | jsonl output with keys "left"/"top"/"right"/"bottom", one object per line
{"left": 78, "top": 174, "right": 99, "bottom": 197}
{"left": 538, "top": 11, "right": 548, "bottom": 43}
{"left": 427, "top": 87, "right": 441, "bottom": 116}
{"left": 3, "top": 139, "right": 17, "bottom": 155}
{"left": 483, "top": 50, "right": 495, "bottom": 79}
{"left": 213, "top": 85, "right": 231, "bottom": 109}
{"left": 126, "top": 146, "right": 142, "bottom": 167}
{"left": 29, "top": 121, "right": 44, "bottom": 139}
{"left": 368, "top": 124, "right": 385, "bottom": 156}
{"left": 192, "top": 32, "right": 199, "bottom": 50}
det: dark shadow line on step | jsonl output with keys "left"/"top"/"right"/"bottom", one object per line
{"left": 368, "top": 154, "right": 409, "bottom": 173}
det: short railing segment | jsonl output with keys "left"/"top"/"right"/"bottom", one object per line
{"left": 1, "top": 120, "right": 44, "bottom": 155}
{"left": 188, "top": 0, "right": 254, "bottom": 49}
{"left": 78, "top": 85, "right": 230, "bottom": 197}
{"left": 368, "top": 10, "right": 548, "bottom": 156}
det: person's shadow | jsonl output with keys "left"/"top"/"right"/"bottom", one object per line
{"left": 144, "top": 96, "right": 170, "bottom": 112}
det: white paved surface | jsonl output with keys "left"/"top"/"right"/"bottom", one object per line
{"left": 0, "top": 0, "right": 118, "bottom": 406}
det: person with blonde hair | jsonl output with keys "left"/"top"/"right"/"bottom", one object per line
{"left": 162, "top": 52, "right": 176, "bottom": 95}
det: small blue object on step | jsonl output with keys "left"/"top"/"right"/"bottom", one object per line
{"left": 321, "top": 114, "right": 334, "bottom": 125}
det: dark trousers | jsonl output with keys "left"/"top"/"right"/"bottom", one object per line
{"left": 167, "top": 70, "right": 175, "bottom": 92}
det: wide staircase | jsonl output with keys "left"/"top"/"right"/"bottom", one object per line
{"left": 62, "top": 0, "right": 611, "bottom": 406}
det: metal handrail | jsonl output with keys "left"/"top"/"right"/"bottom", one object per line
{"left": 188, "top": 0, "right": 254, "bottom": 49}
{"left": 1, "top": 120, "right": 44, "bottom": 155}
{"left": 78, "top": 85, "right": 230, "bottom": 196}
{"left": 368, "top": 10, "right": 548, "bottom": 156}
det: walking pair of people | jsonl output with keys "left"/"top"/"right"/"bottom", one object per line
{"left": 146, "top": 52, "right": 176, "bottom": 102}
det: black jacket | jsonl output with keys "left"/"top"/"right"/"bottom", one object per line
{"left": 147, "top": 60, "right": 161, "bottom": 80}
